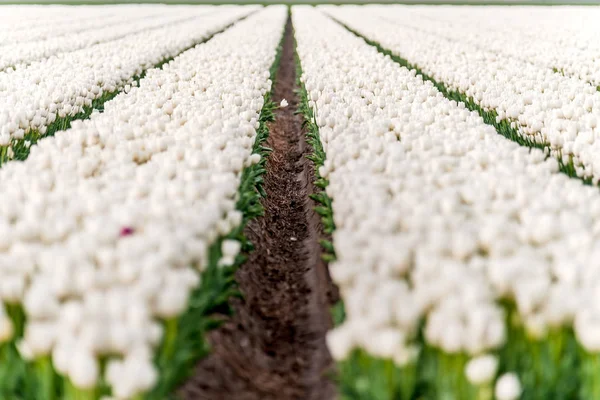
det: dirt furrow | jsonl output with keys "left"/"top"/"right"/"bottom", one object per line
{"left": 179, "top": 17, "right": 337, "bottom": 400}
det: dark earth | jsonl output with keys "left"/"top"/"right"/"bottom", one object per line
{"left": 179, "top": 17, "right": 338, "bottom": 400}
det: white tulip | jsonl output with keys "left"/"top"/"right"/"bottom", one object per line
{"left": 69, "top": 349, "right": 100, "bottom": 389}
{"left": 495, "top": 373, "right": 522, "bottom": 400}
{"left": 0, "top": 316, "right": 14, "bottom": 343}
{"left": 222, "top": 239, "right": 242, "bottom": 258}
{"left": 326, "top": 325, "right": 355, "bottom": 361}
{"left": 465, "top": 354, "right": 498, "bottom": 385}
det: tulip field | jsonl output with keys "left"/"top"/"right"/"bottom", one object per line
{"left": 2, "top": 3, "right": 600, "bottom": 400}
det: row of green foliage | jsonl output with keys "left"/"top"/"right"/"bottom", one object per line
{"left": 337, "top": 20, "right": 594, "bottom": 186}
{"left": 0, "top": 14, "right": 251, "bottom": 167}
{"left": 292, "top": 26, "right": 336, "bottom": 263}
{"left": 292, "top": 25, "right": 346, "bottom": 325}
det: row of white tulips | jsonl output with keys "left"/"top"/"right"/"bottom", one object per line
{"left": 0, "top": 5, "right": 119, "bottom": 34}
{"left": 0, "top": 6, "right": 256, "bottom": 154}
{"left": 294, "top": 6, "right": 600, "bottom": 399}
{"left": 0, "top": 6, "right": 285, "bottom": 398}
{"left": 365, "top": 5, "right": 600, "bottom": 89}
{"left": 1, "top": 6, "right": 174, "bottom": 45}
{"left": 324, "top": 6, "right": 600, "bottom": 185}
{"left": 0, "top": 7, "right": 217, "bottom": 71}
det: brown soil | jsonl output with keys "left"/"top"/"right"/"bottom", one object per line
{"left": 179, "top": 17, "right": 338, "bottom": 400}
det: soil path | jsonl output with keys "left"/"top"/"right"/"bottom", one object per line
{"left": 179, "top": 17, "right": 337, "bottom": 400}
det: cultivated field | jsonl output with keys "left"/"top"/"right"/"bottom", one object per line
{"left": 1, "top": 3, "right": 600, "bottom": 400}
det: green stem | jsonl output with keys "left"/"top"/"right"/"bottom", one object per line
{"left": 5, "top": 303, "right": 25, "bottom": 338}
{"left": 592, "top": 354, "right": 600, "bottom": 399}
{"left": 384, "top": 359, "right": 395, "bottom": 397}
{"left": 35, "top": 356, "right": 56, "bottom": 400}
{"left": 0, "top": 146, "right": 6, "bottom": 164}
{"left": 0, "top": 344, "right": 8, "bottom": 393}
{"left": 160, "top": 317, "right": 179, "bottom": 364}
{"left": 476, "top": 385, "right": 493, "bottom": 400}
{"left": 63, "top": 379, "right": 96, "bottom": 400}
{"left": 399, "top": 362, "right": 417, "bottom": 400}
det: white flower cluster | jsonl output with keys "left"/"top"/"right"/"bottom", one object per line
{"left": 324, "top": 6, "right": 600, "bottom": 183}
{"left": 0, "top": 6, "right": 217, "bottom": 71}
{"left": 294, "top": 4, "right": 600, "bottom": 377}
{"left": 364, "top": 5, "right": 600, "bottom": 89}
{"left": 0, "top": 5, "right": 175, "bottom": 45}
{"left": 0, "top": 5, "right": 119, "bottom": 37}
{"left": 0, "top": 6, "right": 255, "bottom": 152}
{"left": 0, "top": 5, "right": 285, "bottom": 398}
